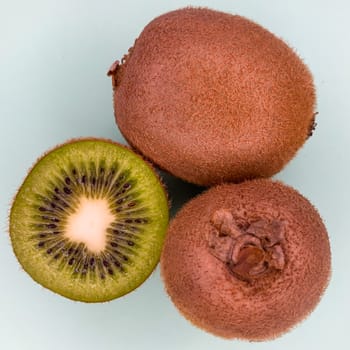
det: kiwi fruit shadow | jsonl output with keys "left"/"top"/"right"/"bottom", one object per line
{"left": 159, "top": 170, "right": 205, "bottom": 218}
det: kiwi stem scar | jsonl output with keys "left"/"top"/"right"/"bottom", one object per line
{"left": 208, "top": 209, "right": 285, "bottom": 283}
{"left": 107, "top": 60, "right": 120, "bottom": 76}
{"left": 308, "top": 112, "right": 318, "bottom": 138}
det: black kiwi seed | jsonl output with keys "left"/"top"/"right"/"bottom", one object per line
{"left": 67, "top": 247, "right": 74, "bottom": 255}
{"left": 63, "top": 187, "right": 72, "bottom": 195}
{"left": 46, "top": 223, "right": 57, "bottom": 229}
{"left": 40, "top": 216, "right": 59, "bottom": 222}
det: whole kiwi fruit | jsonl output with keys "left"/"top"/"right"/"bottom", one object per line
{"left": 9, "top": 138, "right": 169, "bottom": 302}
{"left": 108, "top": 7, "right": 316, "bottom": 186}
{"left": 160, "top": 179, "right": 331, "bottom": 340}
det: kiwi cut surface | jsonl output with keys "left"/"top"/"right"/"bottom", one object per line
{"left": 161, "top": 179, "right": 331, "bottom": 340}
{"left": 109, "top": 7, "right": 316, "bottom": 186}
{"left": 10, "top": 139, "right": 169, "bottom": 302}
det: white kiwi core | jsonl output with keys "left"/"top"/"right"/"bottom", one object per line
{"left": 65, "top": 196, "right": 115, "bottom": 253}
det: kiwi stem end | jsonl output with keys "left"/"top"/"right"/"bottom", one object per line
{"left": 208, "top": 209, "right": 285, "bottom": 283}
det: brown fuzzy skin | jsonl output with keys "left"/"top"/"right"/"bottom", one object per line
{"left": 109, "top": 7, "right": 316, "bottom": 186}
{"left": 160, "top": 180, "right": 331, "bottom": 340}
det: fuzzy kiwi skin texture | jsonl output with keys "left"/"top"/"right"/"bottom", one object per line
{"left": 9, "top": 138, "right": 169, "bottom": 303}
{"left": 160, "top": 179, "right": 331, "bottom": 341}
{"left": 109, "top": 7, "right": 316, "bottom": 186}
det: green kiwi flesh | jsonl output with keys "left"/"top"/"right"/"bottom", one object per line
{"left": 10, "top": 139, "right": 169, "bottom": 302}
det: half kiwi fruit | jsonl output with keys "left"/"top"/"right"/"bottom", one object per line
{"left": 161, "top": 179, "right": 331, "bottom": 340}
{"left": 9, "top": 138, "right": 169, "bottom": 302}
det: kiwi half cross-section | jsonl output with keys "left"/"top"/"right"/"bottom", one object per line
{"left": 9, "top": 139, "right": 169, "bottom": 302}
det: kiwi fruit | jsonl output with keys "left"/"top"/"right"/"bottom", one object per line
{"left": 108, "top": 7, "right": 316, "bottom": 186}
{"left": 9, "top": 138, "right": 169, "bottom": 302}
{"left": 161, "top": 179, "right": 331, "bottom": 340}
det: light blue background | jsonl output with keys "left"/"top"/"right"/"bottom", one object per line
{"left": 1, "top": 0, "right": 348, "bottom": 349}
